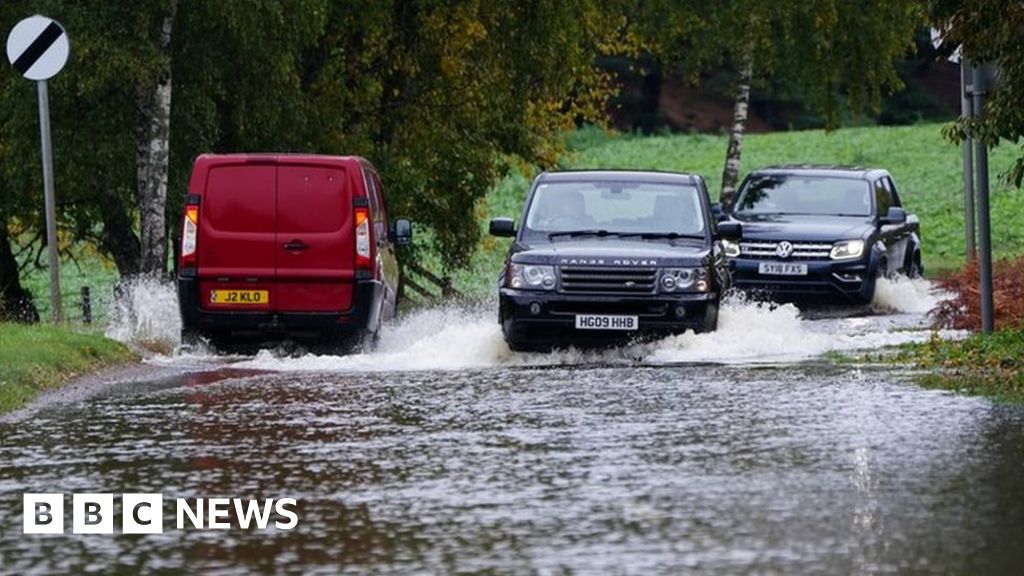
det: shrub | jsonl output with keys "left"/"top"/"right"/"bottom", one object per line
{"left": 932, "top": 257, "right": 1024, "bottom": 330}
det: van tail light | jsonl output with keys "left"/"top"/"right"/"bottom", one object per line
{"left": 355, "top": 207, "right": 371, "bottom": 269}
{"left": 181, "top": 204, "right": 199, "bottom": 269}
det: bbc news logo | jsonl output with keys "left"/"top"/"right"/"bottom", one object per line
{"left": 23, "top": 493, "right": 298, "bottom": 534}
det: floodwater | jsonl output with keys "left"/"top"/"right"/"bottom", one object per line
{"left": 2, "top": 278, "right": 1023, "bottom": 574}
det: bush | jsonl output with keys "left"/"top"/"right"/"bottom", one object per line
{"left": 932, "top": 257, "right": 1024, "bottom": 330}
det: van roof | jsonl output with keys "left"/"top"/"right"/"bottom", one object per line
{"left": 192, "top": 153, "right": 372, "bottom": 169}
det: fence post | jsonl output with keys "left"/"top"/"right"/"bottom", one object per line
{"left": 80, "top": 286, "right": 92, "bottom": 325}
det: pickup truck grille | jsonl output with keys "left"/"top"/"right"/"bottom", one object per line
{"left": 739, "top": 241, "right": 832, "bottom": 260}
{"left": 559, "top": 266, "right": 658, "bottom": 294}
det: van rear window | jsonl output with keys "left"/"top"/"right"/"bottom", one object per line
{"left": 277, "top": 166, "right": 348, "bottom": 233}
{"left": 205, "top": 165, "right": 276, "bottom": 233}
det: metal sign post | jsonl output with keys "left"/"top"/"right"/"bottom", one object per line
{"left": 960, "top": 59, "right": 975, "bottom": 258}
{"left": 971, "top": 64, "right": 995, "bottom": 333}
{"left": 5, "top": 15, "right": 70, "bottom": 323}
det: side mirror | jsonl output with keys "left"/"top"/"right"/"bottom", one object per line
{"left": 716, "top": 221, "right": 742, "bottom": 240}
{"left": 881, "top": 206, "right": 907, "bottom": 225}
{"left": 393, "top": 218, "right": 412, "bottom": 246}
{"left": 489, "top": 217, "right": 516, "bottom": 237}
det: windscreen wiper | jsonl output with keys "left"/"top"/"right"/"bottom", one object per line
{"left": 624, "top": 232, "right": 705, "bottom": 240}
{"left": 547, "top": 229, "right": 617, "bottom": 239}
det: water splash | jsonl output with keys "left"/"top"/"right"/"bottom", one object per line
{"left": 237, "top": 279, "right": 960, "bottom": 372}
{"left": 872, "top": 275, "right": 948, "bottom": 315}
{"left": 105, "top": 277, "right": 181, "bottom": 355}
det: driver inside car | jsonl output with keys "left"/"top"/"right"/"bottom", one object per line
{"left": 536, "top": 189, "right": 592, "bottom": 230}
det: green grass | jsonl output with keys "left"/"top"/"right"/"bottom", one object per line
{"left": 20, "top": 255, "right": 120, "bottom": 327}
{"left": 453, "top": 122, "right": 1024, "bottom": 298}
{"left": 892, "top": 330, "right": 1024, "bottom": 403}
{"left": 0, "top": 323, "right": 136, "bottom": 413}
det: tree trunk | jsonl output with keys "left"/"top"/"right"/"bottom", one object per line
{"left": 720, "top": 50, "right": 754, "bottom": 206}
{"left": 101, "top": 200, "right": 142, "bottom": 277}
{"left": 136, "top": 0, "right": 178, "bottom": 278}
{"left": 0, "top": 224, "right": 39, "bottom": 323}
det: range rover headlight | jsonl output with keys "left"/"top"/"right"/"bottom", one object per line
{"left": 660, "top": 267, "right": 708, "bottom": 292}
{"left": 722, "top": 239, "right": 741, "bottom": 258}
{"left": 830, "top": 239, "right": 865, "bottom": 260}
{"left": 507, "top": 263, "right": 556, "bottom": 290}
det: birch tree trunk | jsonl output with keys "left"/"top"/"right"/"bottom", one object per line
{"left": 136, "top": 0, "right": 178, "bottom": 278}
{"left": 720, "top": 49, "right": 754, "bottom": 206}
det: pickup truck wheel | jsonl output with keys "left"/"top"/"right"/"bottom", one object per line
{"left": 904, "top": 251, "right": 922, "bottom": 278}
{"left": 857, "top": 262, "right": 886, "bottom": 305}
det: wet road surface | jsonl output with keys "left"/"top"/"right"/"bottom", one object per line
{"left": 3, "top": 280, "right": 1023, "bottom": 574}
{"left": 3, "top": 359, "right": 1024, "bottom": 574}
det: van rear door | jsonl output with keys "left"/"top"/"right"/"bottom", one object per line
{"left": 275, "top": 162, "right": 355, "bottom": 312}
{"left": 198, "top": 162, "right": 276, "bottom": 311}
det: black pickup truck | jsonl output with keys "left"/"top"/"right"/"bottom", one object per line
{"left": 489, "top": 170, "right": 740, "bottom": 351}
{"left": 721, "top": 165, "right": 922, "bottom": 304}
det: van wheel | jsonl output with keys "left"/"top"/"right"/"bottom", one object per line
{"left": 180, "top": 328, "right": 203, "bottom": 353}
{"left": 360, "top": 329, "right": 380, "bottom": 353}
{"left": 331, "top": 329, "right": 378, "bottom": 355}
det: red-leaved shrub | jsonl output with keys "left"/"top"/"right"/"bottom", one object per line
{"left": 933, "top": 257, "right": 1024, "bottom": 330}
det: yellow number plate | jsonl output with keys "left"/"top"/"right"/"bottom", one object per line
{"left": 210, "top": 290, "right": 269, "bottom": 305}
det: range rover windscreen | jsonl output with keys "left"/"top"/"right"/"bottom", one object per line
{"left": 522, "top": 181, "right": 708, "bottom": 240}
{"left": 733, "top": 175, "right": 872, "bottom": 217}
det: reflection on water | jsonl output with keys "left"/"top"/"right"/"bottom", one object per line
{"left": 2, "top": 365, "right": 1024, "bottom": 574}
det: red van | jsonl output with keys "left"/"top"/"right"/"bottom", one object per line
{"left": 176, "top": 154, "right": 411, "bottom": 353}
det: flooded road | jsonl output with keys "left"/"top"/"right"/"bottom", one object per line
{"left": 3, "top": 278, "right": 1024, "bottom": 574}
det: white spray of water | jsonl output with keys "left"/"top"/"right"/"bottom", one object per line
{"left": 105, "top": 277, "right": 182, "bottom": 355}
{"left": 238, "top": 278, "right": 961, "bottom": 372}
{"left": 872, "top": 275, "right": 948, "bottom": 315}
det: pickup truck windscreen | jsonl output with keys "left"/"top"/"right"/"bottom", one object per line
{"left": 523, "top": 181, "right": 706, "bottom": 240}
{"left": 733, "top": 175, "right": 872, "bottom": 217}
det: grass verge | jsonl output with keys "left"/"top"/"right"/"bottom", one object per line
{"left": 0, "top": 323, "right": 136, "bottom": 414}
{"left": 891, "top": 330, "right": 1024, "bottom": 403}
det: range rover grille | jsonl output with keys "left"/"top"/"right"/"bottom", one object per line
{"left": 739, "top": 241, "right": 832, "bottom": 260}
{"left": 558, "top": 266, "right": 658, "bottom": 294}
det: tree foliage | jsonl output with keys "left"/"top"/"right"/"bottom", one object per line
{"left": 931, "top": 0, "right": 1024, "bottom": 187}
{"left": 637, "top": 0, "right": 924, "bottom": 127}
{"left": 0, "top": 0, "right": 634, "bottom": 284}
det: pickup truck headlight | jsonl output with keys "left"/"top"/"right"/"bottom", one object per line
{"left": 507, "top": 263, "right": 556, "bottom": 290}
{"left": 660, "top": 267, "right": 709, "bottom": 292}
{"left": 722, "top": 239, "right": 741, "bottom": 258}
{"left": 830, "top": 239, "right": 865, "bottom": 260}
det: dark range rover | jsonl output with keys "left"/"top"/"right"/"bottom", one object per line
{"left": 490, "top": 170, "right": 740, "bottom": 351}
{"left": 722, "top": 165, "right": 922, "bottom": 304}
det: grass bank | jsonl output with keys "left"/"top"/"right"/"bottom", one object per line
{"left": 893, "top": 330, "right": 1024, "bottom": 403}
{"left": 447, "top": 122, "right": 1024, "bottom": 299}
{"left": 0, "top": 323, "right": 136, "bottom": 414}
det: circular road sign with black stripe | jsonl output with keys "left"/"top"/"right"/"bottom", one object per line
{"left": 6, "top": 15, "right": 69, "bottom": 81}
